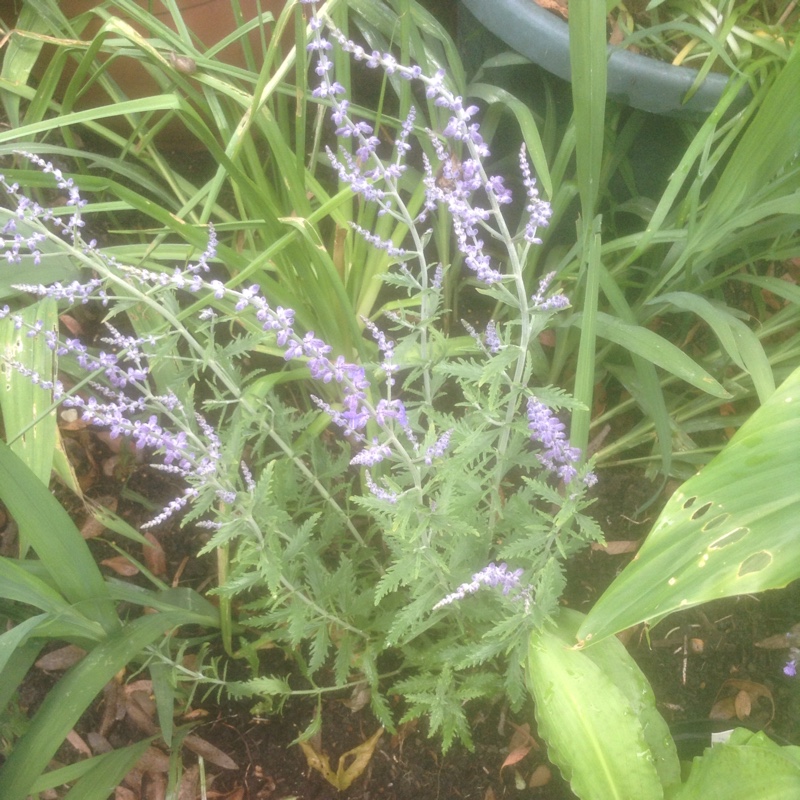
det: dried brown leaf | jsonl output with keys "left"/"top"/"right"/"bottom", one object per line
{"left": 143, "top": 532, "right": 167, "bottom": 577}
{"left": 135, "top": 746, "right": 171, "bottom": 774}
{"left": 177, "top": 764, "right": 200, "bottom": 800}
{"left": 101, "top": 555, "right": 139, "bottom": 576}
{"left": 533, "top": 0, "right": 568, "bottom": 19}
{"left": 184, "top": 734, "right": 238, "bottom": 770}
{"left": 501, "top": 745, "right": 532, "bottom": 770}
{"left": 299, "top": 727, "right": 384, "bottom": 791}
{"left": 734, "top": 689, "right": 752, "bottom": 720}
{"left": 36, "top": 644, "right": 86, "bottom": 671}
{"left": 756, "top": 623, "right": 800, "bottom": 649}
{"left": 709, "top": 695, "right": 736, "bottom": 720}
{"left": 67, "top": 729, "right": 92, "bottom": 757}
{"left": 591, "top": 540, "right": 641, "bottom": 555}
{"left": 529, "top": 763, "right": 552, "bottom": 788}
{"left": 342, "top": 682, "right": 371, "bottom": 712}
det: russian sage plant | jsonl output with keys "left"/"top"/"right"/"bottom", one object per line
{"left": 0, "top": 0, "right": 601, "bottom": 749}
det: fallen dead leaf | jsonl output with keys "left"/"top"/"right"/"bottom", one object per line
{"left": 756, "top": 623, "right": 800, "bottom": 650}
{"left": 533, "top": 0, "right": 568, "bottom": 19}
{"left": 143, "top": 532, "right": 167, "bottom": 577}
{"left": 177, "top": 764, "right": 200, "bottom": 800}
{"left": 529, "top": 763, "right": 552, "bottom": 788}
{"left": 67, "top": 729, "right": 92, "bottom": 757}
{"left": 501, "top": 722, "right": 539, "bottom": 772}
{"left": 710, "top": 679, "right": 774, "bottom": 726}
{"left": 591, "top": 539, "right": 641, "bottom": 555}
{"left": 299, "top": 727, "right": 384, "bottom": 791}
{"left": 342, "top": 682, "right": 371, "bottom": 712}
{"left": 101, "top": 555, "right": 140, "bottom": 576}
{"left": 36, "top": 644, "right": 86, "bottom": 671}
{"left": 184, "top": 734, "right": 238, "bottom": 770}
{"left": 734, "top": 689, "right": 752, "bottom": 720}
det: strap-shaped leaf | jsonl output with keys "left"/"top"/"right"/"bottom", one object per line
{"left": 579, "top": 365, "right": 800, "bottom": 644}
{"left": 0, "top": 612, "right": 186, "bottom": 800}
{"left": 0, "top": 440, "right": 118, "bottom": 633}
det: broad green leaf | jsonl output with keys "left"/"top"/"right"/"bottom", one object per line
{"left": 673, "top": 729, "right": 800, "bottom": 800}
{"left": 0, "top": 296, "right": 59, "bottom": 484}
{"left": 579, "top": 365, "right": 800, "bottom": 645}
{"left": 0, "top": 440, "right": 118, "bottom": 633}
{"left": 0, "top": 612, "right": 186, "bottom": 800}
{"left": 528, "top": 609, "right": 674, "bottom": 800}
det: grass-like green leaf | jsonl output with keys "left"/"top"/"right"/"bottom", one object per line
{"left": 0, "top": 297, "right": 58, "bottom": 486}
{"left": 0, "top": 440, "right": 118, "bottom": 632}
{"left": 578, "top": 365, "right": 800, "bottom": 645}
{"left": 578, "top": 311, "right": 730, "bottom": 398}
{"left": 647, "top": 291, "right": 775, "bottom": 403}
{"left": 0, "top": 612, "right": 187, "bottom": 800}
{"left": 33, "top": 739, "right": 153, "bottom": 800}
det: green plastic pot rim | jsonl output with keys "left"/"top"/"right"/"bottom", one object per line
{"left": 459, "top": 0, "right": 750, "bottom": 117}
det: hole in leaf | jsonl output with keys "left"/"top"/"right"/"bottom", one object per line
{"left": 708, "top": 527, "right": 749, "bottom": 550}
{"left": 683, "top": 496, "right": 697, "bottom": 509}
{"left": 703, "top": 514, "right": 731, "bottom": 532}
{"left": 690, "top": 501, "right": 713, "bottom": 520}
{"left": 738, "top": 551, "right": 772, "bottom": 576}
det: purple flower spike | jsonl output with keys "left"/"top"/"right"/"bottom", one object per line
{"left": 526, "top": 397, "right": 582, "bottom": 485}
{"left": 433, "top": 562, "right": 525, "bottom": 610}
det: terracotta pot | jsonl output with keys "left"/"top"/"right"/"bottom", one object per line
{"left": 27, "top": 0, "right": 289, "bottom": 146}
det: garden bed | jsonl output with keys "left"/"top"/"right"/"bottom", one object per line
{"left": 6, "top": 454, "right": 797, "bottom": 799}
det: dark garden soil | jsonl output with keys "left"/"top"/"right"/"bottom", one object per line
{"left": 5, "top": 448, "right": 799, "bottom": 800}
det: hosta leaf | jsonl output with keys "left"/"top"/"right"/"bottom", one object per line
{"left": 528, "top": 609, "right": 676, "bottom": 800}
{"left": 672, "top": 729, "right": 800, "bottom": 800}
{"left": 579, "top": 365, "right": 800, "bottom": 645}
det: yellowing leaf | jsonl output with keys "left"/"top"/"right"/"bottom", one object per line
{"left": 299, "top": 727, "right": 384, "bottom": 791}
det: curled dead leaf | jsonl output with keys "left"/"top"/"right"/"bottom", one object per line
{"left": 299, "top": 727, "right": 384, "bottom": 791}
